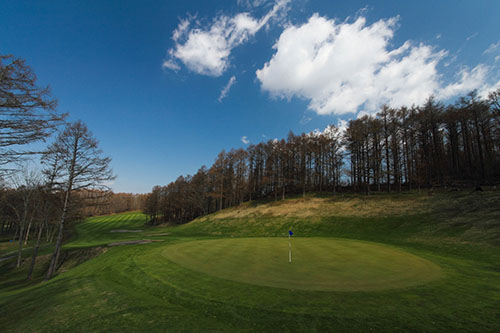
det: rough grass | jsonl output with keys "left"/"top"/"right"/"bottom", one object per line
{"left": 206, "top": 192, "right": 430, "bottom": 220}
{"left": 0, "top": 190, "right": 500, "bottom": 332}
{"left": 180, "top": 190, "right": 500, "bottom": 247}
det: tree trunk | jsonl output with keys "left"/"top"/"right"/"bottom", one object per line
{"left": 474, "top": 114, "right": 485, "bottom": 182}
{"left": 46, "top": 189, "right": 70, "bottom": 280}
{"left": 16, "top": 208, "right": 28, "bottom": 268}
{"left": 16, "top": 222, "right": 25, "bottom": 268}
{"left": 49, "top": 225, "right": 57, "bottom": 243}
{"left": 46, "top": 224, "right": 51, "bottom": 242}
{"left": 24, "top": 220, "right": 32, "bottom": 245}
{"left": 13, "top": 224, "right": 19, "bottom": 241}
{"left": 27, "top": 224, "right": 44, "bottom": 280}
{"left": 46, "top": 136, "right": 77, "bottom": 280}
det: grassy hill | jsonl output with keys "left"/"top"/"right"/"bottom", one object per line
{"left": 1, "top": 190, "right": 499, "bottom": 332}
{"left": 176, "top": 190, "right": 500, "bottom": 255}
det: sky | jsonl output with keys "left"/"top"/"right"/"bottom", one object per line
{"left": 1, "top": 0, "right": 500, "bottom": 193}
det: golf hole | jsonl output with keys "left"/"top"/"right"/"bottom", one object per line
{"left": 162, "top": 238, "right": 443, "bottom": 291}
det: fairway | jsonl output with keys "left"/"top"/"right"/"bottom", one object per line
{"left": 162, "top": 237, "right": 442, "bottom": 291}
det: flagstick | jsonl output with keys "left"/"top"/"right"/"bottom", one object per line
{"left": 289, "top": 234, "right": 292, "bottom": 263}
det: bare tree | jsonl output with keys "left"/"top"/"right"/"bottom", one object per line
{"left": 0, "top": 54, "right": 66, "bottom": 171}
{"left": 27, "top": 149, "right": 63, "bottom": 280}
{"left": 44, "top": 121, "right": 114, "bottom": 280}
{"left": 7, "top": 169, "right": 41, "bottom": 268}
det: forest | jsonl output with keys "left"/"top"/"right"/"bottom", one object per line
{"left": 144, "top": 91, "right": 500, "bottom": 224}
{"left": 0, "top": 54, "right": 123, "bottom": 279}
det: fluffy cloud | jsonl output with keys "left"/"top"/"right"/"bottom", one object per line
{"left": 440, "top": 65, "right": 489, "bottom": 99}
{"left": 164, "top": 0, "right": 289, "bottom": 76}
{"left": 219, "top": 76, "right": 237, "bottom": 101}
{"left": 256, "top": 14, "right": 491, "bottom": 115}
{"left": 241, "top": 136, "right": 250, "bottom": 144}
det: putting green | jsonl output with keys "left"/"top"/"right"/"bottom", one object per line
{"left": 162, "top": 238, "right": 442, "bottom": 291}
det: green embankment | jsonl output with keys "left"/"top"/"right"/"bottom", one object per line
{"left": 0, "top": 190, "right": 499, "bottom": 332}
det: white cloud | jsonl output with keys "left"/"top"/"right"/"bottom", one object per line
{"left": 337, "top": 119, "right": 348, "bottom": 135}
{"left": 299, "top": 114, "right": 311, "bottom": 125}
{"left": 305, "top": 123, "right": 343, "bottom": 144}
{"left": 440, "top": 65, "right": 489, "bottom": 99}
{"left": 478, "top": 79, "right": 500, "bottom": 98}
{"left": 484, "top": 41, "right": 500, "bottom": 55}
{"left": 241, "top": 136, "right": 250, "bottom": 144}
{"left": 466, "top": 32, "right": 478, "bottom": 41}
{"left": 173, "top": 18, "right": 190, "bottom": 42}
{"left": 164, "top": 0, "right": 289, "bottom": 76}
{"left": 256, "top": 14, "right": 495, "bottom": 115}
{"left": 162, "top": 55, "right": 180, "bottom": 71}
{"left": 219, "top": 76, "right": 237, "bottom": 101}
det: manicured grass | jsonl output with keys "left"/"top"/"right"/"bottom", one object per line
{"left": 1, "top": 191, "right": 500, "bottom": 332}
{"left": 67, "top": 211, "right": 149, "bottom": 248}
{"left": 162, "top": 237, "right": 442, "bottom": 291}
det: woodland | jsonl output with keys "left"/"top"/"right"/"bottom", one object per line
{"left": 144, "top": 91, "right": 500, "bottom": 224}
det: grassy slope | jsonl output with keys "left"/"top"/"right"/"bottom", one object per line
{"left": 66, "top": 211, "right": 149, "bottom": 248}
{"left": 0, "top": 190, "right": 499, "bottom": 332}
{"left": 175, "top": 191, "right": 500, "bottom": 260}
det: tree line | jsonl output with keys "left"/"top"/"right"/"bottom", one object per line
{"left": 1, "top": 54, "right": 115, "bottom": 280}
{"left": 144, "top": 90, "right": 500, "bottom": 225}
{"left": 80, "top": 191, "right": 148, "bottom": 217}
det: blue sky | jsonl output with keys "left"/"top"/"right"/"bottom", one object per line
{"left": 1, "top": 0, "right": 500, "bottom": 193}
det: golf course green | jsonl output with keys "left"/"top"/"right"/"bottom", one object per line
{"left": 1, "top": 191, "right": 500, "bottom": 331}
{"left": 161, "top": 237, "right": 442, "bottom": 291}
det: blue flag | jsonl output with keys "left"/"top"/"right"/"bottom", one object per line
{"left": 288, "top": 230, "right": 293, "bottom": 236}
